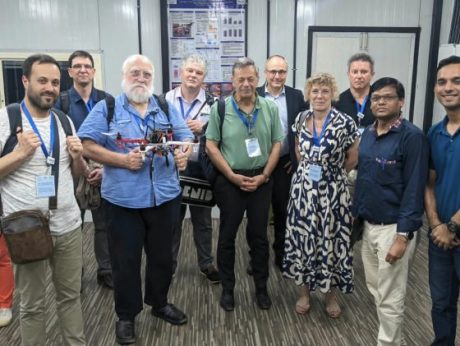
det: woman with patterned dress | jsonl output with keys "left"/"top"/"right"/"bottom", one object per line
{"left": 282, "top": 73, "right": 360, "bottom": 318}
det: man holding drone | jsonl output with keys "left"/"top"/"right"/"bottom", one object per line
{"left": 78, "top": 54, "right": 193, "bottom": 345}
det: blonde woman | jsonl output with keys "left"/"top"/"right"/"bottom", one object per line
{"left": 283, "top": 73, "right": 360, "bottom": 318}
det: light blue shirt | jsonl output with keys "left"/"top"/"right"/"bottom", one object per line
{"left": 78, "top": 94, "right": 193, "bottom": 208}
{"left": 264, "top": 85, "right": 289, "bottom": 156}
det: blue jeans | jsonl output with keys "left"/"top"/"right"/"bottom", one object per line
{"left": 429, "top": 238, "right": 460, "bottom": 346}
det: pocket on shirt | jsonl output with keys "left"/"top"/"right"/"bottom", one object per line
{"left": 371, "top": 159, "right": 403, "bottom": 185}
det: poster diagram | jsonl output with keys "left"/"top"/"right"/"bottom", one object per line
{"left": 166, "top": 0, "right": 247, "bottom": 96}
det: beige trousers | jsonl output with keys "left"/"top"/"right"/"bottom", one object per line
{"left": 14, "top": 227, "right": 86, "bottom": 346}
{"left": 361, "top": 222, "right": 417, "bottom": 346}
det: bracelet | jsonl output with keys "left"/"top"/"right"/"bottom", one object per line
{"left": 430, "top": 223, "right": 442, "bottom": 231}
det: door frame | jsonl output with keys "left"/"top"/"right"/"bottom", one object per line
{"left": 307, "top": 26, "right": 421, "bottom": 122}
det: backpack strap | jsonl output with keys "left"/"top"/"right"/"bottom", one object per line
{"left": 217, "top": 98, "right": 225, "bottom": 132}
{"left": 51, "top": 108, "right": 73, "bottom": 137}
{"left": 105, "top": 94, "right": 116, "bottom": 126}
{"left": 155, "top": 94, "right": 170, "bottom": 121}
{"left": 1, "top": 103, "right": 22, "bottom": 157}
{"left": 59, "top": 91, "right": 70, "bottom": 115}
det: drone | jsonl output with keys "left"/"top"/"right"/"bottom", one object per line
{"left": 104, "top": 125, "right": 195, "bottom": 165}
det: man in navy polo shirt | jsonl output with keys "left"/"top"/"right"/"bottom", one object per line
{"left": 425, "top": 55, "right": 460, "bottom": 346}
{"left": 353, "top": 77, "right": 428, "bottom": 345}
{"left": 55, "top": 50, "right": 113, "bottom": 289}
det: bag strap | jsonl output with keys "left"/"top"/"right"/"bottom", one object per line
{"left": 59, "top": 91, "right": 70, "bottom": 115}
{"left": 0, "top": 105, "right": 64, "bottom": 215}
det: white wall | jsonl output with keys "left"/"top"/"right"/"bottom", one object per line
{"left": 0, "top": 0, "right": 455, "bottom": 128}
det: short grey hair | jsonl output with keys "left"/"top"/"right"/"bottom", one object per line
{"left": 347, "top": 52, "right": 375, "bottom": 72}
{"left": 181, "top": 53, "right": 207, "bottom": 75}
{"left": 232, "top": 57, "right": 259, "bottom": 77}
{"left": 265, "top": 54, "right": 289, "bottom": 70}
{"left": 122, "top": 54, "right": 154, "bottom": 75}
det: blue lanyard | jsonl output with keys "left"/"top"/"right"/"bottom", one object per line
{"left": 179, "top": 97, "right": 199, "bottom": 120}
{"left": 355, "top": 96, "right": 368, "bottom": 125}
{"left": 21, "top": 101, "right": 55, "bottom": 163}
{"left": 132, "top": 114, "right": 147, "bottom": 136}
{"left": 231, "top": 96, "right": 259, "bottom": 134}
{"left": 312, "top": 111, "right": 331, "bottom": 147}
{"left": 85, "top": 98, "right": 94, "bottom": 113}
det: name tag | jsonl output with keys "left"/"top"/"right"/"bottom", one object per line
{"left": 245, "top": 138, "right": 261, "bottom": 158}
{"left": 308, "top": 164, "right": 322, "bottom": 182}
{"left": 36, "top": 175, "right": 56, "bottom": 198}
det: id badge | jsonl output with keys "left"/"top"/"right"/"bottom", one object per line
{"left": 308, "top": 164, "right": 322, "bottom": 182}
{"left": 245, "top": 137, "right": 261, "bottom": 158}
{"left": 189, "top": 143, "right": 199, "bottom": 162}
{"left": 36, "top": 175, "right": 56, "bottom": 198}
{"left": 311, "top": 145, "right": 321, "bottom": 161}
{"left": 358, "top": 127, "right": 365, "bottom": 135}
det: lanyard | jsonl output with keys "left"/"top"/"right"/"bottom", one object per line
{"left": 312, "top": 111, "right": 331, "bottom": 147}
{"left": 355, "top": 96, "right": 368, "bottom": 126}
{"left": 231, "top": 96, "right": 259, "bottom": 135}
{"left": 21, "top": 101, "right": 55, "bottom": 165}
{"left": 85, "top": 98, "right": 94, "bottom": 113}
{"left": 179, "top": 97, "right": 199, "bottom": 120}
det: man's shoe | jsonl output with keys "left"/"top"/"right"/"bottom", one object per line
{"left": 97, "top": 273, "right": 114, "bottom": 289}
{"left": 115, "top": 320, "right": 135, "bottom": 345}
{"left": 151, "top": 304, "right": 187, "bottom": 325}
{"left": 200, "top": 265, "right": 221, "bottom": 284}
{"left": 256, "top": 290, "right": 272, "bottom": 310}
{"left": 0, "top": 308, "right": 12, "bottom": 327}
{"left": 220, "top": 290, "right": 235, "bottom": 311}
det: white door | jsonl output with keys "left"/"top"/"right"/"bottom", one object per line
{"left": 311, "top": 31, "right": 417, "bottom": 119}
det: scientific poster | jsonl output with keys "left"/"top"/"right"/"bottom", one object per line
{"left": 165, "top": 0, "right": 247, "bottom": 96}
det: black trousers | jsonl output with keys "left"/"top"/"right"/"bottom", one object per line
{"left": 214, "top": 173, "right": 273, "bottom": 291}
{"left": 271, "top": 155, "right": 293, "bottom": 265}
{"left": 104, "top": 195, "right": 181, "bottom": 320}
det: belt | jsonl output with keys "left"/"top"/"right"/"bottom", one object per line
{"left": 365, "top": 219, "right": 394, "bottom": 226}
{"left": 232, "top": 167, "right": 264, "bottom": 177}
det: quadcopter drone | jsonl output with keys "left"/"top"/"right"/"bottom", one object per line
{"left": 104, "top": 124, "right": 194, "bottom": 165}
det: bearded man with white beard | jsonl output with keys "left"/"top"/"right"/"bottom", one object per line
{"left": 78, "top": 54, "right": 194, "bottom": 345}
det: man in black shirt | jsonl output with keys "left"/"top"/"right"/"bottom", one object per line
{"left": 335, "top": 52, "right": 375, "bottom": 132}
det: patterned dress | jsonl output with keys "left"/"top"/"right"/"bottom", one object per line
{"left": 282, "top": 108, "right": 360, "bottom": 293}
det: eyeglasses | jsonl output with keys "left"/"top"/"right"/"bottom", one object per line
{"left": 267, "top": 69, "right": 287, "bottom": 76}
{"left": 71, "top": 64, "right": 93, "bottom": 70}
{"left": 129, "top": 69, "right": 153, "bottom": 80}
{"left": 370, "top": 95, "right": 399, "bottom": 103}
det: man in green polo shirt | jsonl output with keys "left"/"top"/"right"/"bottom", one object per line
{"left": 206, "top": 57, "right": 284, "bottom": 312}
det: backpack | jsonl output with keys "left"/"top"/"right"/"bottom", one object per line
{"left": 59, "top": 90, "right": 170, "bottom": 125}
{"left": 105, "top": 93, "right": 169, "bottom": 125}
{"left": 199, "top": 98, "right": 225, "bottom": 185}
{"left": 1, "top": 103, "right": 73, "bottom": 157}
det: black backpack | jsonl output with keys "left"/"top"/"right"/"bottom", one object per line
{"left": 199, "top": 98, "right": 225, "bottom": 185}
{"left": 1, "top": 103, "right": 73, "bottom": 157}
{"left": 59, "top": 91, "right": 169, "bottom": 125}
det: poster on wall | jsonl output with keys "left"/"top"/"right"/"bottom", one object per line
{"left": 163, "top": 0, "right": 247, "bottom": 97}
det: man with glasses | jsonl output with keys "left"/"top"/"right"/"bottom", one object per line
{"left": 78, "top": 54, "right": 193, "bottom": 344}
{"left": 54, "top": 50, "right": 113, "bottom": 290}
{"left": 206, "top": 57, "right": 284, "bottom": 312}
{"left": 255, "top": 55, "right": 307, "bottom": 271}
{"left": 352, "top": 77, "right": 428, "bottom": 346}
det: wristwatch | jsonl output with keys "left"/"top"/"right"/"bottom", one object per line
{"left": 397, "top": 232, "right": 414, "bottom": 240}
{"left": 447, "top": 220, "right": 460, "bottom": 235}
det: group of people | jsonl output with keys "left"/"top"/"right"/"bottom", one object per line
{"left": 0, "top": 49, "right": 458, "bottom": 346}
